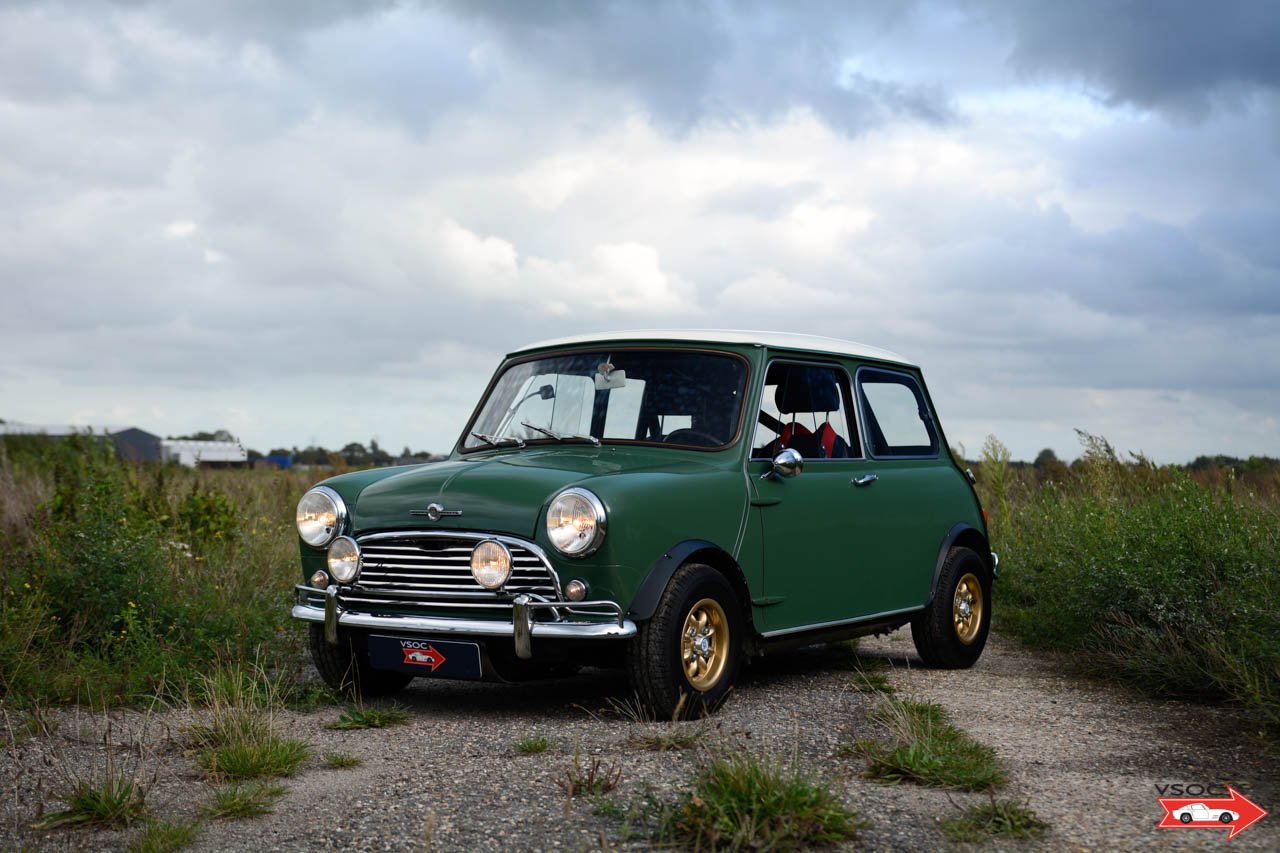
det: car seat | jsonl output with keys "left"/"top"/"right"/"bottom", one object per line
{"left": 769, "top": 367, "right": 849, "bottom": 459}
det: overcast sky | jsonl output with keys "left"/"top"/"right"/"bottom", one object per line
{"left": 2, "top": 0, "right": 1278, "bottom": 461}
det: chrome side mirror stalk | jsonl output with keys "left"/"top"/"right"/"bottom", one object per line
{"left": 760, "top": 448, "right": 803, "bottom": 480}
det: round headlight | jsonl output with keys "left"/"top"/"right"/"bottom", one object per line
{"left": 327, "top": 536, "right": 362, "bottom": 583}
{"left": 471, "top": 540, "right": 512, "bottom": 590}
{"left": 296, "top": 486, "right": 346, "bottom": 547}
{"left": 546, "top": 487, "right": 606, "bottom": 557}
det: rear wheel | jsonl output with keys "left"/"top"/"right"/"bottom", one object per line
{"left": 626, "top": 564, "right": 742, "bottom": 717}
{"left": 911, "top": 546, "right": 991, "bottom": 668}
{"left": 309, "top": 625, "right": 413, "bottom": 698}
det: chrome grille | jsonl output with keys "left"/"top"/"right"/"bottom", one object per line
{"left": 338, "top": 533, "right": 559, "bottom": 614}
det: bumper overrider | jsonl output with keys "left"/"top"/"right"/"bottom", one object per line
{"left": 292, "top": 585, "right": 637, "bottom": 660}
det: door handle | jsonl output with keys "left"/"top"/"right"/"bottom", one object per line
{"left": 852, "top": 473, "right": 879, "bottom": 487}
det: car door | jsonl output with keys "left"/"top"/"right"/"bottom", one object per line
{"left": 750, "top": 359, "right": 867, "bottom": 632}
{"left": 849, "top": 365, "right": 956, "bottom": 612}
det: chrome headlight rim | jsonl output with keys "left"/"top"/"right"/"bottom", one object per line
{"left": 296, "top": 485, "right": 347, "bottom": 548}
{"left": 327, "top": 535, "right": 362, "bottom": 584}
{"left": 545, "top": 486, "right": 607, "bottom": 558}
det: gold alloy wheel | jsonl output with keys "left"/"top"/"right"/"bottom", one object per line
{"left": 681, "top": 597, "right": 729, "bottom": 691}
{"left": 953, "top": 572, "right": 984, "bottom": 645}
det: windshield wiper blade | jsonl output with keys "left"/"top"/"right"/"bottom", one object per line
{"left": 520, "top": 421, "right": 601, "bottom": 447}
{"left": 470, "top": 431, "right": 525, "bottom": 448}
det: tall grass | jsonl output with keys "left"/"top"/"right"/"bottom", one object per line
{"left": 980, "top": 432, "right": 1280, "bottom": 731}
{"left": 0, "top": 435, "right": 309, "bottom": 705}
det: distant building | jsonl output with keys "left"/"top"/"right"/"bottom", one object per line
{"left": 161, "top": 438, "right": 248, "bottom": 468}
{"left": 113, "top": 427, "right": 164, "bottom": 463}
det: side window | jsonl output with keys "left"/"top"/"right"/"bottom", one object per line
{"left": 751, "top": 363, "right": 859, "bottom": 460}
{"left": 857, "top": 368, "right": 939, "bottom": 457}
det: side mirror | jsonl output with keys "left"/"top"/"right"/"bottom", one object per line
{"left": 761, "top": 448, "right": 803, "bottom": 480}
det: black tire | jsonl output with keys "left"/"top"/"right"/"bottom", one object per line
{"left": 911, "top": 546, "right": 991, "bottom": 668}
{"left": 626, "top": 563, "right": 743, "bottom": 718}
{"left": 309, "top": 625, "right": 413, "bottom": 698}
{"left": 1221, "top": 813, "right": 1233, "bottom": 824}
{"left": 1180, "top": 813, "right": 1192, "bottom": 824}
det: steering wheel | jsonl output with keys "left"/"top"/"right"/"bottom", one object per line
{"left": 664, "top": 428, "right": 722, "bottom": 447}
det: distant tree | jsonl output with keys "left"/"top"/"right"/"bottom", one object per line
{"left": 340, "top": 442, "right": 370, "bottom": 466}
{"left": 267, "top": 448, "right": 292, "bottom": 457}
{"left": 1034, "top": 447, "right": 1070, "bottom": 483}
{"left": 176, "top": 429, "right": 238, "bottom": 443}
{"left": 247, "top": 448, "right": 263, "bottom": 462}
{"left": 368, "top": 439, "right": 392, "bottom": 466}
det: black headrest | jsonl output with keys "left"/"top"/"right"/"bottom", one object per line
{"left": 776, "top": 367, "right": 840, "bottom": 414}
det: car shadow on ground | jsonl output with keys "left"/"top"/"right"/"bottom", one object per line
{"left": 384, "top": 639, "right": 923, "bottom": 720}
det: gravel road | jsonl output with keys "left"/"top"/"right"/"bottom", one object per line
{"left": 4, "top": 629, "right": 1276, "bottom": 851}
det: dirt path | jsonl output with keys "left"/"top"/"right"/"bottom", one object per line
{"left": 4, "top": 629, "right": 1276, "bottom": 851}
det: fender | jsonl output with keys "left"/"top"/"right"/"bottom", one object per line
{"left": 923, "top": 523, "right": 993, "bottom": 607}
{"left": 627, "top": 539, "right": 725, "bottom": 621}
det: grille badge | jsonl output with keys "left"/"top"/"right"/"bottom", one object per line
{"left": 410, "top": 502, "right": 462, "bottom": 521}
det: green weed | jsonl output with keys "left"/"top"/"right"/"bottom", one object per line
{"left": 940, "top": 798, "right": 1049, "bottom": 843}
{"left": 323, "top": 751, "right": 363, "bottom": 768}
{"left": 655, "top": 748, "right": 864, "bottom": 850}
{"left": 35, "top": 772, "right": 147, "bottom": 829}
{"left": 198, "top": 736, "right": 309, "bottom": 779}
{"left": 327, "top": 703, "right": 410, "bottom": 730}
{"left": 849, "top": 669, "right": 895, "bottom": 695}
{"left": 127, "top": 818, "right": 201, "bottom": 853}
{"left": 514, "top": 735, "right": 551, "bottom": 754}
{"left": 855, "top": 699, "right": 1007, "bottom": 791}
{"left": 203, "top": 782, "right": 287, "bottom": 819}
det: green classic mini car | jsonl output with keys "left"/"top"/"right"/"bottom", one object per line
{"left": 292, "top": 331, "right": 996, "bottom": 714}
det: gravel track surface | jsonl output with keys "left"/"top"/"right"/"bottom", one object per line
{"left": 3, "top": 629, "right": 1276, "bottom": 851}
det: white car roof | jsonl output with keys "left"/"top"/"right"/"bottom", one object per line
{"left": 511, "top": 329, "right": 914, "bottom": 367}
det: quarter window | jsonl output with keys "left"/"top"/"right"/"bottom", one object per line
{"left": 751, "top": 363, "right": 858, "bottom": 460}
{"left": 857, "top": 368, "right": 939, "bottom": 457}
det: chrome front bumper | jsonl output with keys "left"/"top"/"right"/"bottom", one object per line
{"left": 292, "top": 585, "right": 637, "bottom": 659}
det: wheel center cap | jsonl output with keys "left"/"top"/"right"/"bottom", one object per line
{"left": 957, "top": 600, "right": 971, "bottom": 619}
{"left": 694, "top": 635, "right": 711, "bottom": 656}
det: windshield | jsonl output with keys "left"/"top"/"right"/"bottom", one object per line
{"left": 463, "top": 349, "right": 748, "bottom": 451}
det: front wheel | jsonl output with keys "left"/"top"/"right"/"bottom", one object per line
{"left": 1220, "top": 813, "right": 1233, "bottom": 824}
{"left": 309, "top": 625, "right": 414, "bottom": 698}
{"left": 911, "top": 546, "right": 991, "bottom": 668}
{"left": 626, "top": 564, "right": 743, "bottom": 718}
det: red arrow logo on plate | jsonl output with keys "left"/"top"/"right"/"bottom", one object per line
{"left": 1157, "top": 786, "right": 1268, "bottom": 840}
{"left": 402, "top": 644, "right": 446, "bottom": 672}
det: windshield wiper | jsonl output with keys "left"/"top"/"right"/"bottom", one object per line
{"left": 470, "top": 431, "right": 525, "bottom": 449}
{"left": 520, "top": 421, "right": 601, "bottom": 447}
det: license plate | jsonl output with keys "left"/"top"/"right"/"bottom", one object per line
{"left": 367, "top": 635, "right": 483, "bottom": 680}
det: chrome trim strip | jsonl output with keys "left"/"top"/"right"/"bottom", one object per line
{"left": 759, "top": 604, "right": 924, "bottom": 638}
{"left": 293, "top": 587, "right": 636, "bottom": 643}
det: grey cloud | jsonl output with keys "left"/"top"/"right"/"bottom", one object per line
{"left": 979, "top": 0, "right": 1280, "bottom": 117}
{"left": 432, "top": 0, "right": 956, "bottom": 134}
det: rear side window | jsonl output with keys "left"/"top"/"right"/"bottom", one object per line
{"left": 857, "top": 368, "right": 939, "bottom": 458}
